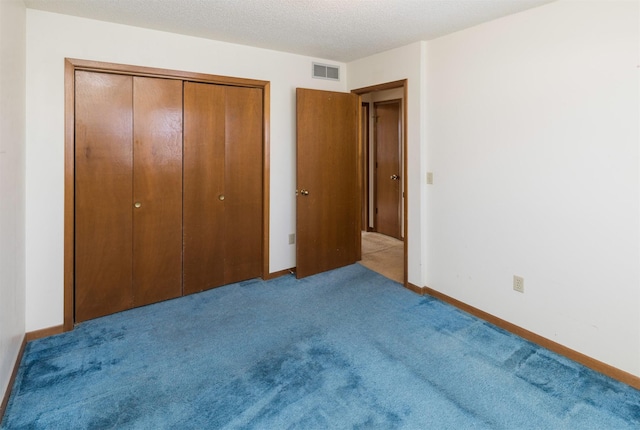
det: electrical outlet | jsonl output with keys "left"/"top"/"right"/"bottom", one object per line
{"left": 426, "top": 172, "right": 433, "bottom": 185}
{"left": 513, "top": 275, "right": 524, "bottom": 293}
{"left": 288, "top": 233, "right": 296, "bottom": 245}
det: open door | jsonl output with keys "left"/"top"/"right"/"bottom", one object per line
{"left": 374, "top": 99, "right": 402, "bottom": 240}
{"left": 296, "top": 88, "right": 359, "bottom": 278}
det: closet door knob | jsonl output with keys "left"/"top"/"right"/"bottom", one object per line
{"left": 218, "top": 195, "right": 225, "bottom": 201}
{"left": 134, "top": 202, "right": 142, "bottom": 208}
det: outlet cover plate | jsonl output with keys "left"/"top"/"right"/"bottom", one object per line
{"left": 513, "top": 275, "right": 524, "bottom": 293}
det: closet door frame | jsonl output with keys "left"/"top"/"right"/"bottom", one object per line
{"left": 64, "top": 58, "right": 271, "bottom": 330}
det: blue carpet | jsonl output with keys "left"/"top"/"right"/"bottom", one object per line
{"left": 2, "top": 264, "right": 639, "bottom": 429}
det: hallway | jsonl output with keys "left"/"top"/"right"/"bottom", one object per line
{"left": 359, "top": 231, "right": 403, "bottom": 283}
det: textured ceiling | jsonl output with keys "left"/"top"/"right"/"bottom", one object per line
{"left": 24, "top": 0, "right": 555, "bottom": 62}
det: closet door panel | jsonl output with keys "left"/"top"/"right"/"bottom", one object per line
{"left": 183, "top": 82, "right": 226, "bottom": 294}
{"left": 75, "top": 71, "right": 133, "bottom": 322}
{"left": 224, "top": 86, "right": 263, "bottom": 284}
{"left": 132, "top": 77, "right": 184, "bottom": 306}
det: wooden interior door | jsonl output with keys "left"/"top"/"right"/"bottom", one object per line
{"left": 224, "top": 85, "right": 263, "bottom": 284}
{"left": 183, "top": 82, "right": 226, "bottom": 294}
{"left": 75, "top": 71, "right": 134, "bottom": 322}
{"left": 183, "top": 82, "right": 263, "bottom": 294}
{"left": 132, "top": 77, "right": 183, "bottom": 306}
{"left": 76, "top": 72, "right": 184, "bottom": 322}
{"left": 296, "top": 88, "right": 359, "bottom": 278}
{"left": 361, "top": 102, "right": 370, "bottom": 231}
{"left": 374, "top": 100, "right": 402, "bottom": 239}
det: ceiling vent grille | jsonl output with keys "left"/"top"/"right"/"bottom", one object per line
{"left": 312, "top": 63, "right": 340, "bottom": 81}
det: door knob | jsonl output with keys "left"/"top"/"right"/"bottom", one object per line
{"left": 218, "top": 195, "right": 225, "bottom": 201}
{"left": 390, "top": 175, "right": 399, "bottom": 180}
{"left": 300, "top": 189, "right": 310, "bottom": 196}
{"left": 134, "top": 202, "right": 142, "bottom": 208}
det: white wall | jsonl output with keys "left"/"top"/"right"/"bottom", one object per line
{"left": 426, "top": 1, "right": 640, "bottom": 375}
{"left": 25, "top": 10, "right": 347, "bottom": 331}
{"left": 348, "top": 42, "right": 428, "bottom": 286}
{"left": 0, "top": 0, "right": 26, "bottom": 402}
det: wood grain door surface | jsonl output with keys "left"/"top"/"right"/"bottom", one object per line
{"left": 183, "top": 82, "right": 226, "bottom": 294}
{"left": 76, "top": 73, "right": 183, "bottom": 322}
{"left": 296, "top": 88, "right": 359, "bottom": 278}
{"left": 76, "top": 71, "right": 263, "bottom": 321}
{"left": 183, "top": 82, "right": 263, "bottom": 294}
{"left": 223, "top": 86, "right": 263, "bottom": 284}
{"left": 75, "top": 71, "right": 134, "bottom": 322}
{"left": 132, "top": 77, "right": 183, "bottom": 306}
{"left": 374, "top": 100, "right": 402, "bottom": 240}
{"left": 361, "top": 102, "right": 370, "bottom": 231}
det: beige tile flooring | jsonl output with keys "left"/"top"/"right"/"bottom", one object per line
{"left": 359, "top": 231, "right": 404, "bottom": 284}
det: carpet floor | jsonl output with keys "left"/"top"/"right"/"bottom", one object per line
{"left": 2, "top": 265, "right": 639, "bottom": 429}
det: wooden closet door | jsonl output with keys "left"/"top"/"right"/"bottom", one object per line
{"left": 132, "top": 77, "right": 183, "bottom": 306}
{"left": 75, "top": 71, "right": 133, "bottom": 322}
{"left": 183, "top": 83, "right": 263, "bottom": 293}
{"left": 224, "top": 86, "right": 263, "bottom": 284}
{"left": 183, "top": 82, "right": 226, "bottom": 294}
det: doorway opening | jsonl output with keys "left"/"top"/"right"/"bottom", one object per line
{"left": 352, "top": 80, "right": 407, "bottom": 286}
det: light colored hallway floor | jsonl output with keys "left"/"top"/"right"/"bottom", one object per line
{"left": 359, "top": 231, "right": 403, "bottom": 284}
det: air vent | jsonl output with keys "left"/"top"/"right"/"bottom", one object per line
{"left": 312, "top": 63, "right": 340, "bottom": 81}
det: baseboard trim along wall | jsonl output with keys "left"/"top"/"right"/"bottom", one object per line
{"left": 0, "top": 335, "right": 26, "bottom": 424}
{"left": 406, "top": 283, "right": 424, "bottom": 295}
{"left": 418, "top": 285, "right": 640, "bottom": 391}
{"left": 25, "top": 325, "right": 64, "bottom": 342}
{"left": 264, "top": 268, "right": 295, "bottom": 280}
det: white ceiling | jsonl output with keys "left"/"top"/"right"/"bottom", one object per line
{"left": 24, "top": 0, "right": 555, "bottom": 62}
